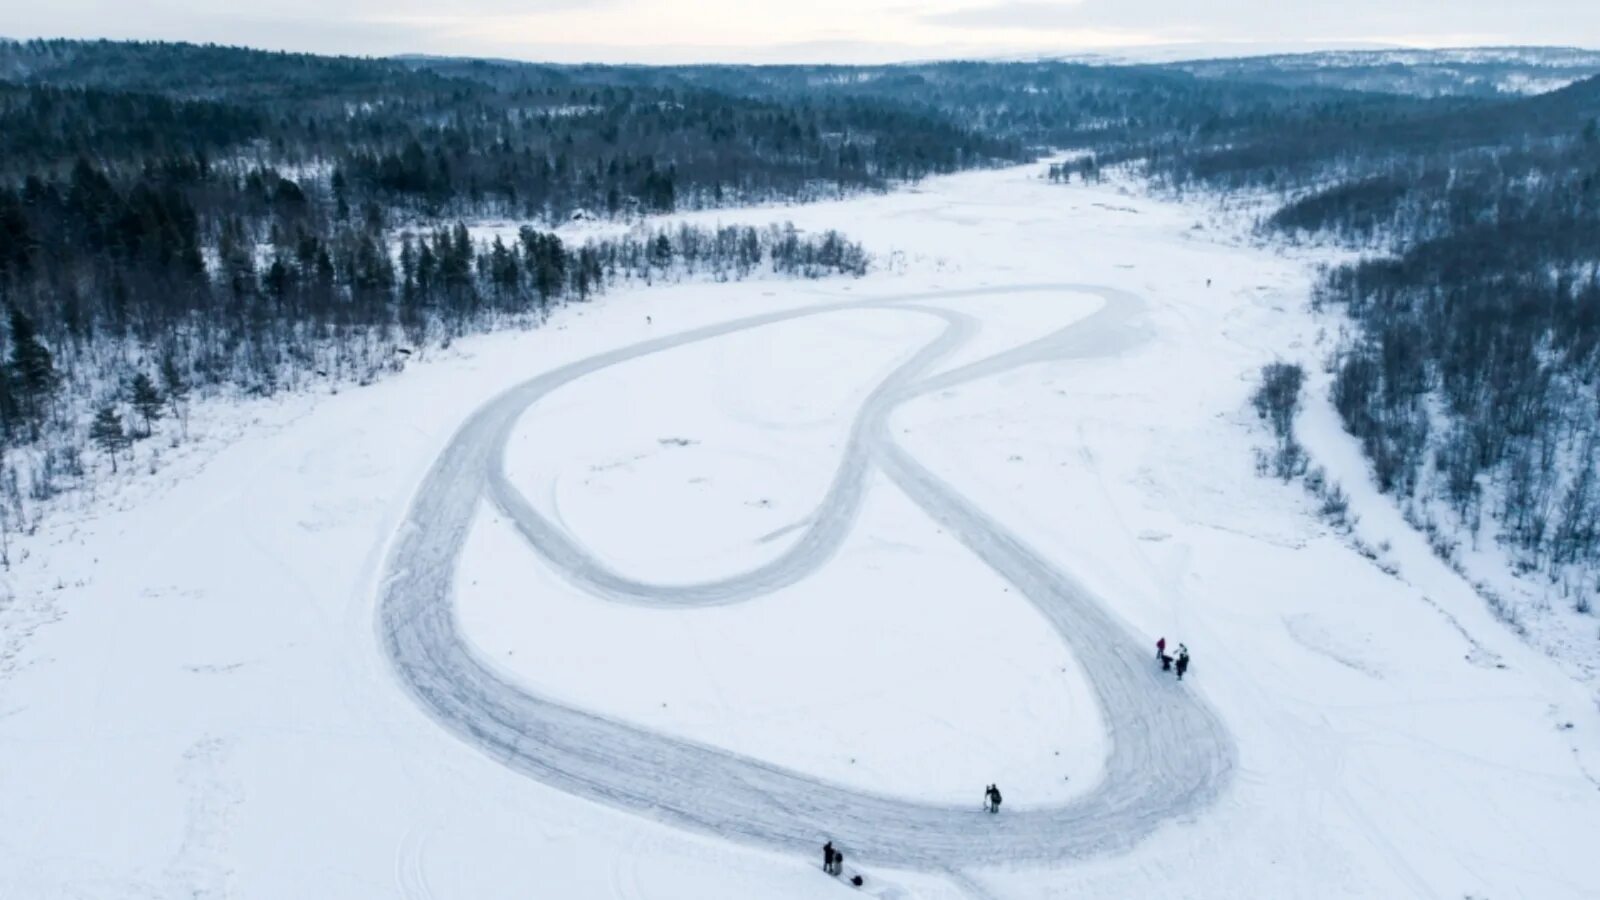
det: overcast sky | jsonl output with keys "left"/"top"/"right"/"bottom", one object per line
{"left": 6, "top": 0, "right": 1598, "bottom": 63}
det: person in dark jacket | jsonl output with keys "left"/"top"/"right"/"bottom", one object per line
{"left": 1175, "top": 647, "right": 1190, "bottom": 681}
{"left": 823, "top": 841, "right": 835, "bottom": 873}
{"left": 989, "top": 784, "right": 1003, "bottom": 813}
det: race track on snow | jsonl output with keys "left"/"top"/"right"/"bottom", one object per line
{"left": 377, "top": 284, "right": 1236, "bottom": 873}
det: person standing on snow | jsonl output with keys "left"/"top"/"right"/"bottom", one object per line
{"left": 823, "top": 841, "right": 835, "bottom": 873}
{"left": 1156, "top": 636, "right": 1166, "bottom": 659}
{"left": 989, "top": 785, "right": 1003, "bottom": 814}
{"left": 1175, "top": 646, "right": 1190, "bottom": 681}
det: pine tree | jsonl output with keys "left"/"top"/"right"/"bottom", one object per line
{"left": 7, "top": 307, "right": 56, "bottom": 438}
{"left": 650, "top": 233, "right": 673, "bottom": 267}
{"left": 88, "top": 405, "right": 128, "bottom": 473}
{"left": 128, "top": 372, "right": 164, "bottom": 438}
{"left": 0, "top": 347, "right": 16, "bottom": 443}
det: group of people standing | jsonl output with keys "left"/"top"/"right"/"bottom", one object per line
{"left": 1156, "top": 637, "right": 1190, "bottom": 680}
{"left": 820, "top": 782, "right": 1006, "bottom": 884}
{"left": 822, "top": 841, "right": 863, "bottom": 886}
{"left": 821, "top": 841, "right": 844, "bottom": 875}
{"left": 818, "top": 639, "right": 1193, "bottom": 884}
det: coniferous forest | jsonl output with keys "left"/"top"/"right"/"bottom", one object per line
{"left": 2, "top": 37, "right": 1599, "bottom": 586}
{"left": 1113, "top": 74, "right": 1600, "bottom": 586}
{"left": 0, "top": 40, "right": 952, "bottom": 539}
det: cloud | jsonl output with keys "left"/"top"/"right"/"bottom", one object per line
{"left": 921, "top": 1, "right": 1092, "bottom": 31}
{"left": 921, "top": 0, "right": 1595, "bottom": 44}
{"left": 7, "top": 0, "right": 1598, "bottom": 64}
{"left": 368, "top": 0, "right": 617, "bottom": 14}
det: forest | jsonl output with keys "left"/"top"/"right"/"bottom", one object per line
{"left": 422, "top": 51, "right": 1600, "bottom": 583}
{"left": 3, "top": 37, "right": 1598, "bottom": 588}
{"left": 0, "top": 40, "right": 913, "bottom": 545}
{"left": 1099, "top": 72, "right": 1600, "bottom": 589}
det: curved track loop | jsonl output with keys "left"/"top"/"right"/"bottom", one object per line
{"left": 378, "top": 284, "right": 1235, "bottom": 871}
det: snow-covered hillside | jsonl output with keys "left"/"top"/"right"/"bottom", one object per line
{"left": 2, "top": 163, "right": 1597, "bottom": 899}
{"left": 1171, "top": 46, "right": 1600, "bottom": 96}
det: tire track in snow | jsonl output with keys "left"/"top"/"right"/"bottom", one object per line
{"left": 378, "top": 284, "right": 1235, "bottom": 871}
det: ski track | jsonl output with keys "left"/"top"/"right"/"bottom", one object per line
{"left": 377, "top": 284, "right": 1237, "bottom": 875}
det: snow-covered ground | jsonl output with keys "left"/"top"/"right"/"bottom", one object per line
{"left": 470, "top": 304, "right": 1106, "bottom": 803}
{"left": 2, "top": 163, "right": 1598, "bottom": 899}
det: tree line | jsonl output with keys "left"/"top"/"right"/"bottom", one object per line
{"left": 0, "top": 39, "right": 997, "bottom": 550}
{"left": 11, "top": 38, "right": 1599, "bottom": 588}
{"left": 1088, "top": 68, "right": 1600, "bottom": 585}
{"left": 0, "top": 193, "right": 865, "bottom": 554}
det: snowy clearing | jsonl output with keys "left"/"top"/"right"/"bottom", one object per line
{"left": 391, "top": 283, "right": 1231, "bottom": 872}
{"left": 2, "top": 163, "right": 1598, "bottom": 899}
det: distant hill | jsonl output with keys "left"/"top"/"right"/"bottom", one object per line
{"left": 1167, "top": 46, "right": 1600, "bottom": 97}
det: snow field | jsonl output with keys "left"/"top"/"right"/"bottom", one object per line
{"left": 472, "top": 300, "right": 1110, "bottom": 803}
{"left": 459, "top": 474, "right": 1105, "bottom": 805}
{"left": 1, "top": 161, "right": 1597, "bottom": 899}
{"left": 500, "top": 307, "right": 944, "bottom": 581}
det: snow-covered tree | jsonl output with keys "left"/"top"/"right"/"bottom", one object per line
{"left": 7, "top": 308, "right": 56, "bottom": 439}
{"left": 88, "top": 406, "right": 129, "bottom": 473}
{"left": 128, "top": 373, "right": 164, "bottom": 438}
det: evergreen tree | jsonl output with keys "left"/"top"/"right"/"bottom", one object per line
{"left": 88, "top": 405, "right": 129, "bottom": 472}
{"left": 650, "top": 233, "right": 673, "bottom": 267}
{"left": 128, "top": 372, "right": 165, "bottom": 438}
{"left": 7, "top": 307, "right": 56, "bottom": 439}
